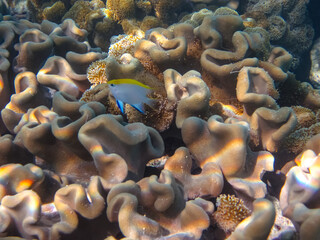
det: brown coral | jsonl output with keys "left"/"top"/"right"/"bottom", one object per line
{"left": 164, "top": 147, "right": 224, "bottom": 199}
{"left": 5, "top": 71, "right": 51, "bottom": 114}
{"left": 182, "top": 115, "right": 274, "bottom": 198}
{"left": 0, "top": 163, "right": 44, "bottom": 200}
{"left": 107, "top": 0, "right": 135, "bottom": 22}
{"left": 107, "top": 170, "right": 213, "bottom": 239}
{"left": 228, "top": 198, "right": 276, "bottom": 240}
{"left": 42, "top": 1, "right": 66, "bottom": 23}
{"left": 164, "top": 69, "right": 211, "bottom": 128}
{"left": 37, "top": 56, "right": 89, "bottom": 97}
{"left": 250, "top": 107, "right": 297, "bottom": 152}
{"left": 213, "top": 194, "right": 251, "bottom": 233}
{"left": 134, "top": 29, "right": 188, "bottom": 76}
{"left": 78, "top": 114, "right": 165, "bottom": 182}
{"left": 13, "top": 28, "right": 53, "bottom": 73}
{"left": 236, "top": 66, "right": 279, "bottom": 118}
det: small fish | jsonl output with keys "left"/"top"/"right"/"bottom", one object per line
{"left": 108, "top": 78, "right": 156, "bottom": 114}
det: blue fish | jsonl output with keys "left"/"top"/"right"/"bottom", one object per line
{"left": 108, "top": 79, "right": 156, "bottom": 114}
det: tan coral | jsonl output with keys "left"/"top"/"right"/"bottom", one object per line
{"left": 164, "top": 147, "right": 224, "bottom": 199}
{"left": 0, "top": 176, "right": 112, "bottom": 240}
{"left": 199, "top": 31, "right": 259, "bottom": 101}
{"left": 5, "top": 71, "right": 51, "bottom": 114}
{"left": 66, "top": 51, "right": 107, "bottom": 75}
{"left": 11, "top": 99, "right": 105, "bottom": 183}
{"left": 213, "top": 194, "right": 251, "bottom": 233}
{"left": 37, "top": 56, "right": 89, "bottom": 97}
{"left": 134, "top": 29, "right": 187, "bottom": 76}
{"left": 194, "top": 14, "right": 244, "bottom": 50}
{"left": 0, "top": 134, "right": 33, "bottom": 165}
{"left": 164, "top": 69, "right": 211, "bottom": 128}
{"left": 280, "top": 150, "right": 320, "bottom": 239}
{"left": 259, "top": 47, "right": 293, "bottom": 83}
{"left": 13, "top": 28, "right": 53, "bottom": 73}
{"left": 301, "top": 82, "right": 320, "bottom": 110}
{"left": 107, "top": 170, "right": 213, "bottom": 239}
{"left": 0, "top": 54, "right": 12, "bottom": 133}
{"left": 49, "top": 19, "right": 89, "bottom": 57}
{"left": 0, "top": 190, "right": 43, "bottom": 239}
{"left": 236, "top": 67, "right": 279, "bottom": 118}
{"left": 198, "top": 27, "right": 264, "bottom": 82}
{"left": 227, "top": 198, "right": 276, "bottom": 240}
{"left": 182, "top": 115, "right": 274, "bottom": 198}
{"left": 78, "top": 114, "right": 164, "bottom": 182}
{"left": 280, "top": 149, "right": 320, "bottom": 210}
{"left": 250, "top": 107, "right": 297, "bottom": 152}
{"left": 0, "top": 163, "right": 44, "bottom": 200}
{"left": 51, "top": 176, "right": 109, "bottom": 238}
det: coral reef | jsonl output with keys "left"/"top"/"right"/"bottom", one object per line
{"left": 164, "top": 69, "right": 211, "bottom": 128}
{"left": 0, "top": 3, "right": 319, "bottom": 240}
{"left": 240, "top": 0, "right": 315, "bottom": 68}
{"left": 228, "top": 198, "right": 276, "bottom": 240}
{"left": 310, "top": 37, "right": 320, "bottom": 88}
{"left": 280, "top": 149, "right": 320, "bottom": 239}
{"left": 86, "top": 59, "right": 108, "bottom": 86}
{"left": 106, "top": 0, "right": 135, "bottom": 22}
{"left": 213, "top": 194, "right": 251, "bottom": 233}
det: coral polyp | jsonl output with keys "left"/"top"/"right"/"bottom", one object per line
{"left": 108, "top": 32, "right": 144, "bottom": 61}
{"left": 213, "top": 194, "right": 251, "bottom": 233}
{"left": 86, "top": 59, "right": 108, "bottom": 86}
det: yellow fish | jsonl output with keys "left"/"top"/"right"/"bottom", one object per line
{"left": 108, "top": 79, "right": 156, "bottom": 114}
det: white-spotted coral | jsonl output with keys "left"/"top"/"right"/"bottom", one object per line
{"left": 108, "top": 32, "right": 144, "bottom": 61}
{"left": 86, "top": 59, "right": 108, "bottom": 86}
{"left": 213, "top": 194, "right": 251, "bottom": 233}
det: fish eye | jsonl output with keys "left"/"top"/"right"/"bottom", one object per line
{"left": 110, "top": 83, "right": 114, "bottom": 87}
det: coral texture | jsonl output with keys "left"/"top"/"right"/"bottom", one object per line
{"left": 0, "top": 3, "right": 319, "bottom": 240}
{"left": 213, "top": 194, "right": 251, "bottom": 233}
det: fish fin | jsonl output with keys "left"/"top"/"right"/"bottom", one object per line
{"left": 116, "top": 100, "right": 125, "bottom": 114}
{"left": 145, "top": 98, "right": 157, "bottom": 110}
{"left": 131, "top": 98, "right": 157, "bottom": 114}
{"left": 131, "top": 103, "right": 146, "bottom": 114}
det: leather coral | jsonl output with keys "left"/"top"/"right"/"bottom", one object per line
{"left": 106, "top": 170, "right": 213, "bottom": 239}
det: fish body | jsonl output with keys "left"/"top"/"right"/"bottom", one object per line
{"left": 108, "top": 79, "right": 156, "bottom": 114}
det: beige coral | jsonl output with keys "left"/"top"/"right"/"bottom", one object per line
{"left": 78, "top": 114, "right": 165, "bottom": 182}
{"left": 227, "top": 198, "right": 276, "bottom": 240}
{"left": 213, "top": 194, "right": 251, "bottom": 233}
{"left": 250, "top": 107, "right": 297, "bottom": 152}
{"left": 37, "top": 56, "right": 89, "bottom": 97}
{"left": 236, "top": 67, "right": 279, "bottom": 118}
{"left": 5, "top": 71, "right": 51, "bottom": 114}
{"left": 0, "top": 163, "right": 44, "bottom": 200}
{"left": 182, "top": 115, "right": 274, "bottom": 198}
{"left": 164, "top": 69, "right": 211, "bottom": 128}
{"left": 164, "top": 147, "right": 224, "bottom": 199}
{"left": 107, "top": 170, "right": 213, "bottom": 239}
